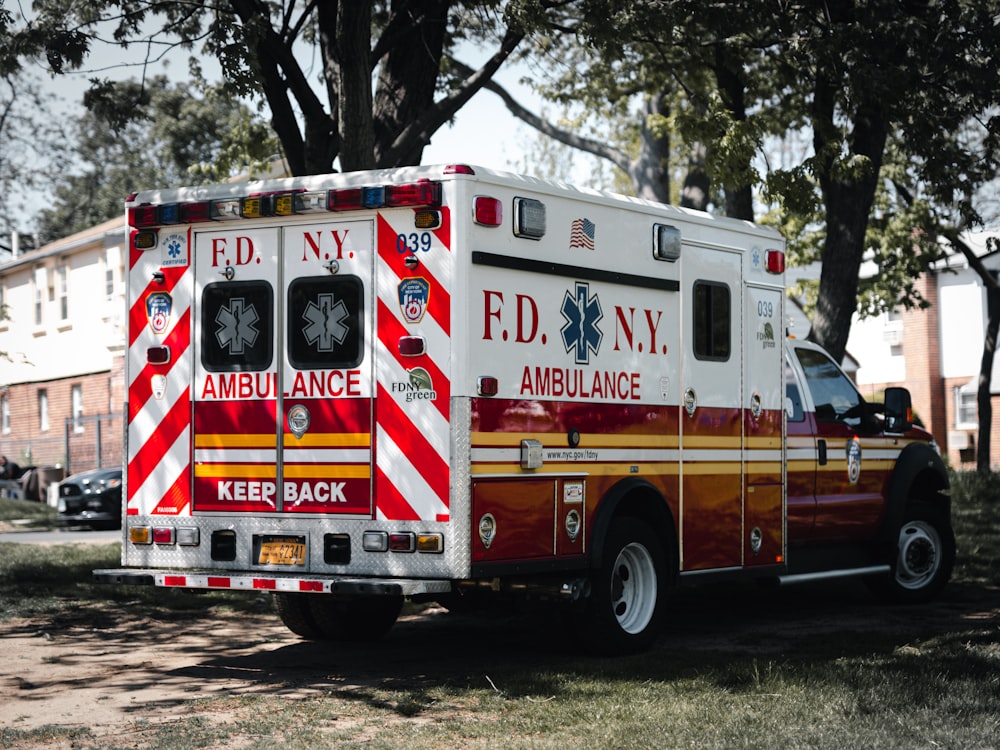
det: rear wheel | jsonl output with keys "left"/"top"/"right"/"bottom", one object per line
{"left": 574, "top": 517, "right": 667, "bottom": 655}
{"left": 308, "top": 596, "right": 403, "bottom": 641}
{"left": 273, "top": 593, "right": 402, "bottom": 641}
{"left": 273, "top": 593, "right": 324, "bottom": 639}
{"left": 871, "top": 503, "right": 955, "bottom": 603}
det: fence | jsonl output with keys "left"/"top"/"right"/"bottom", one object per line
{"left": 64, "top": 413, "right": 124, "bottom": 475}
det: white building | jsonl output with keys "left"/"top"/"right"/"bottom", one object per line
{"left": 0, "top": 218, "right": 127, "bottom": 473}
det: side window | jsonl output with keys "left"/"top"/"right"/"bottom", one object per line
{"left": 287, "top": 276, "right": 364, "bottom": 369}
{"left": 784, "top": 361, "right": 805, "bottom": 422}
{"left": 201, "top": 281, "right": 273, "bottom": 372}
{"left": 794, "top": 347, "right": 862, "bottom": 423}
{"left": 693, "top": 281, "right": 730, "bottom": 361}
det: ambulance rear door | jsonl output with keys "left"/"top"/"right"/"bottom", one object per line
{"left": 191, "top": 220, "right": 375, "bottom": 517}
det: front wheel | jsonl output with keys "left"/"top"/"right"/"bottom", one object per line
{"left": 573, "top": 517, "right": 668, "bottom": 655}
{"left": 871, "top": 504, "right": 955, "bottom": 603}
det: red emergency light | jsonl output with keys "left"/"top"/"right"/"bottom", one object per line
{"left": 128, "top": 180, "right": 445, "bottom": 228}
{"left": 766, "top": 250, "right": 785, "bottom": 274}
{"left": 474, "top": 196, "right": 502, "bottom": 226}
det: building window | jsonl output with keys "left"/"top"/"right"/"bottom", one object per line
{"left": 38, "top": 389, "right": 49, "bottom": 432}
{"left": 106, "top": 246, "right": 121, "bottom": 301}
{"left": 72, "top": 384, "right": 84, "bottom": 433}
{"left": 1, "top": 394, "right": 9, "bottom": 434}
{"left": 34, "top": 266, "right": 46, "bottom": 326}
{"left": 58, "top": 264, "right": 69, "bottom": 320}
{"left": 955, "top": 384, "right": 977, "bottom": 428}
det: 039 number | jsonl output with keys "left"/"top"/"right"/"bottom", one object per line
{"left": 396, "top": 232, "right": 433, "bottom": 254}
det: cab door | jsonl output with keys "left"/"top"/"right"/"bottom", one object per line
{"left": 191, "top": 221, "right": 375, "bottom": 516}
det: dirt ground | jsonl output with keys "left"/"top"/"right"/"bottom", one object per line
{"left": 2, "top": 578, "right": 998, "bottom": 747}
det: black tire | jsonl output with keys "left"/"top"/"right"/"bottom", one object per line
{"left": 308, "top": 595, "right": 403, "bottom": 641}
{"left": 273, "top": 593, "right": 325, "bottom": 639}
{"left": 574, "top": 517, "right": 668, "bottom": 655}
{"left": 870, "top": 503, "right": 955, "bottom": 603}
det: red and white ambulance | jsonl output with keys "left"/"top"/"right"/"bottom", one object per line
{"left": 96, "top": 165, "right": 953, "bottom": 653}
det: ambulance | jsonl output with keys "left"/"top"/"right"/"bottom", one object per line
{"left": 95, "top": 165, "right": 954, "bottom": 654}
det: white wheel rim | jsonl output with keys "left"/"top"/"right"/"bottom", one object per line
{"left": 896, "top": 520, "right": 941, "bottom": 590}
{"left": 610, "top": 541, "right": 658, "bottom": 635}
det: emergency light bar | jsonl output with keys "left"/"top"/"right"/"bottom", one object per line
{"left": 127, "top": 179, "right": 444, "bottom": 229}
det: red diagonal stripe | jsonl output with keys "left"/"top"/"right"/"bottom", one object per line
{"left": 127, "top": 387, "right": 191, "bottom": 502}
{"left": 128, "top": 308, "right": 191, "bottom": 420}
{"left": 128, "top": 265, "right": 190, "bottom": 347}
{"left": 376, "top": 214, "right": 451, "bottom": 335}
{"left": 373, "top": 465, "right": 421, "bottom": 521}
{"left": 150, "top": 464, "right": 191, "bottom": 516}
{"left": 376, "top": 383, "right": 449, "bottom": 508}
{"left": 377, "top": 298, "right": 449, "bottom": 420}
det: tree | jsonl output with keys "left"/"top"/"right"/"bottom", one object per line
{"left": 36, "top": 77, "right": 279, "bottom": 241}
{"left": 505, "top": 0, "right": 1000, "bottom": 363}
{"left": 3, "top": 1, "right": 529, "bottom": 180}
{"left": 0, "top": 68, "right": 75, "bottom": 247}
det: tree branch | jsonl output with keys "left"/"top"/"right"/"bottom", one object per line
{"left": 379, "top": 27, "right": 525, "bottom": 167}
{"left": 444, "top": 56, "right": 631, "bottom": 173}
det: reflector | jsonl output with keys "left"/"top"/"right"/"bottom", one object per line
{"left": 146, "top": 346, "right": 171, "bottom": 365}
{"left": 153, "top": 527, "right": 175, "bottom": 545}
{"left": 477, "top": 376, "right": 499, "bottom": 396}
{"left": 398, "top": 336, "right": 426, "bottom": 356}
{"left": 388, "top": 532, "right": 415, "bottom": 552}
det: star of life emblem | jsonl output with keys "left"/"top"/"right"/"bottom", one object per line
{"left": 560, "top": 281, "right": 603, "bottom": 364}
{"left": 302, "top": 293, "right": 350, "bottom": 351}
{"left": 215, "top": 297, "right": 260, "bottom": 355}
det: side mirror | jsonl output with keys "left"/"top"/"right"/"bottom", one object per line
{"left": 884, "top": 387, "right": 912, "bottom": 433}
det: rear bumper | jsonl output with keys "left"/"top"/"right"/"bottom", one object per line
{"left": 93, "top": 568, "right": 452, "bottom": 597}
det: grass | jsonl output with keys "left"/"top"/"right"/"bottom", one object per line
{"left": 0, "top": 496, "right": 57, "bottom": 526}
{"left": 1, "top": 470, "right": 998, "bottom": 749}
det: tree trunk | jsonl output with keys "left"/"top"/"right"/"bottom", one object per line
{"left": 373, "top": 0, "right": 450, "bottom": 167}
{"left": 978, "top": 281, "right": 1000, "bottom": 472}
{"left": 713, "top": 43, "right": 753, "bottom": 221}
{"left": 631, "top": 90, "right": 672, "bottom": 203}
{"left": 334, "top": 0, "right": 375, "bottom": 171}
{"left": 679, "top": 141, "right": 708, "bottom": 211}
{"left": 807, "top": 76, "right": 888, "bottom": 363}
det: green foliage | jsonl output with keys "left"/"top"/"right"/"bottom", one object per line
{"left": 35, "top": 76, "right": 278, "bottom": 241}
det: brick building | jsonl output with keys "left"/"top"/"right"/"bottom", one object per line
{"left": 0, "top": 218, "right": 127, "bottom": 475}
{"left": 828, "top": 232, "right": 1000, "bottom": 469}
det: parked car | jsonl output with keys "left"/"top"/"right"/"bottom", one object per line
{"left": 56, "top": 467, "right": 123, "bottom": 529}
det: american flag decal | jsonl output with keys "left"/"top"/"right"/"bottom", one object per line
{"left": 570, "top": 218, "right": 596, "bottom": 251}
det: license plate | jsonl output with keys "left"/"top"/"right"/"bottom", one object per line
{"left": 258, "top": 536, "right": 306, "bottom": 566}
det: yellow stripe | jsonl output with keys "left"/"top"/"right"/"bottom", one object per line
{"left": 195, "top": 464, "right": 371, "bottom": 479}
{"left": 283, "top": 464, "right": 371, "bottom": 479}
{"left": 471, "top": 432, "right": 681, "bottom": 448}
{"left": 195, "top": 433, "right": 275, "bottom": 448}
{"left": 283, "top": 433, "right": 371, "bottom": 448}
{"left": 195, "top": 464, "right": 277, "bottom": 478}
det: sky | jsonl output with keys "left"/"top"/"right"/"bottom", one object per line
{"left": 10, "top": 22, "right": 548, "bottom": 237}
